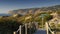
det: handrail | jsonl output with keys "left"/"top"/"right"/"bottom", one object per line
{"left": 46, "top": 22, "right": 54, "bottom": 34}
{"left": 48, "top": 26, "right": 54, "bottom": 34}
{"left": 14, "top": 22, "right": 37, "bottom": 34}
{"left": 16, "top": 25, "right": 25, "bottom": 32}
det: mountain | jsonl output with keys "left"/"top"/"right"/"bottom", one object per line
{"left": 0, "top": 14, "right": 12, "bottom": 16}
{"left": 8, "top": 5, "right": 60, "bottom": 15}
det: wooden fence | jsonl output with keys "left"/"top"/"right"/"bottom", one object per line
{"left": 13, "top": 22, "right": 38, "bottom": 34}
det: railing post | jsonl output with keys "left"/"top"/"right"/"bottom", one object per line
{"left": 25, "top": 24, "right": 27, "bottom": 34}
{"left": 19, "top": 25, "right": 22, "bottom": 34}
{"left": 45, "top": 22, "right": 48, "bottom": 34}
{"left": 52, "top": 31, "right": 54, "bottom": 34}
{"left": 13, "top": 31, "right": 16, "bottom": 34}
{"left": 29, "top": 22, "right": 31, "bottom": 34}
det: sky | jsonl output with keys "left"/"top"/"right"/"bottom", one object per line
{"left": 0, "top": 0, "right": 60, "bottom": 14}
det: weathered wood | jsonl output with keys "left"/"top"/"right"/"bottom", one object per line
{"left": 45, "top": 22, "right": 48, "bottom": 34}
{"left": 13, "top": 31, "right": 16, "bottom": 34}
{"left": 25, "top": 24, "right": 27, "bottom": 34}
{"left": 52, "top": 31, "right": 54, "bottom": 34}
{"left": 19, "top": 25, "right": 22, "bottom": 34}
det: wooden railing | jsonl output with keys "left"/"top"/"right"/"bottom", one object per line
{"left": 45, "top": 22, "right": 55, "bottom": 34}
{"left": 13, "top": 22, "right": 38, "bottom": 34}
{"left": 13, "top": 22, "right": 55, "bottom": 34}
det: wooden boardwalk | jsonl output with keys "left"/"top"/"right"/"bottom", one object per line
{"left": 33, "top": 29, "right": 47, "bottom": 34}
